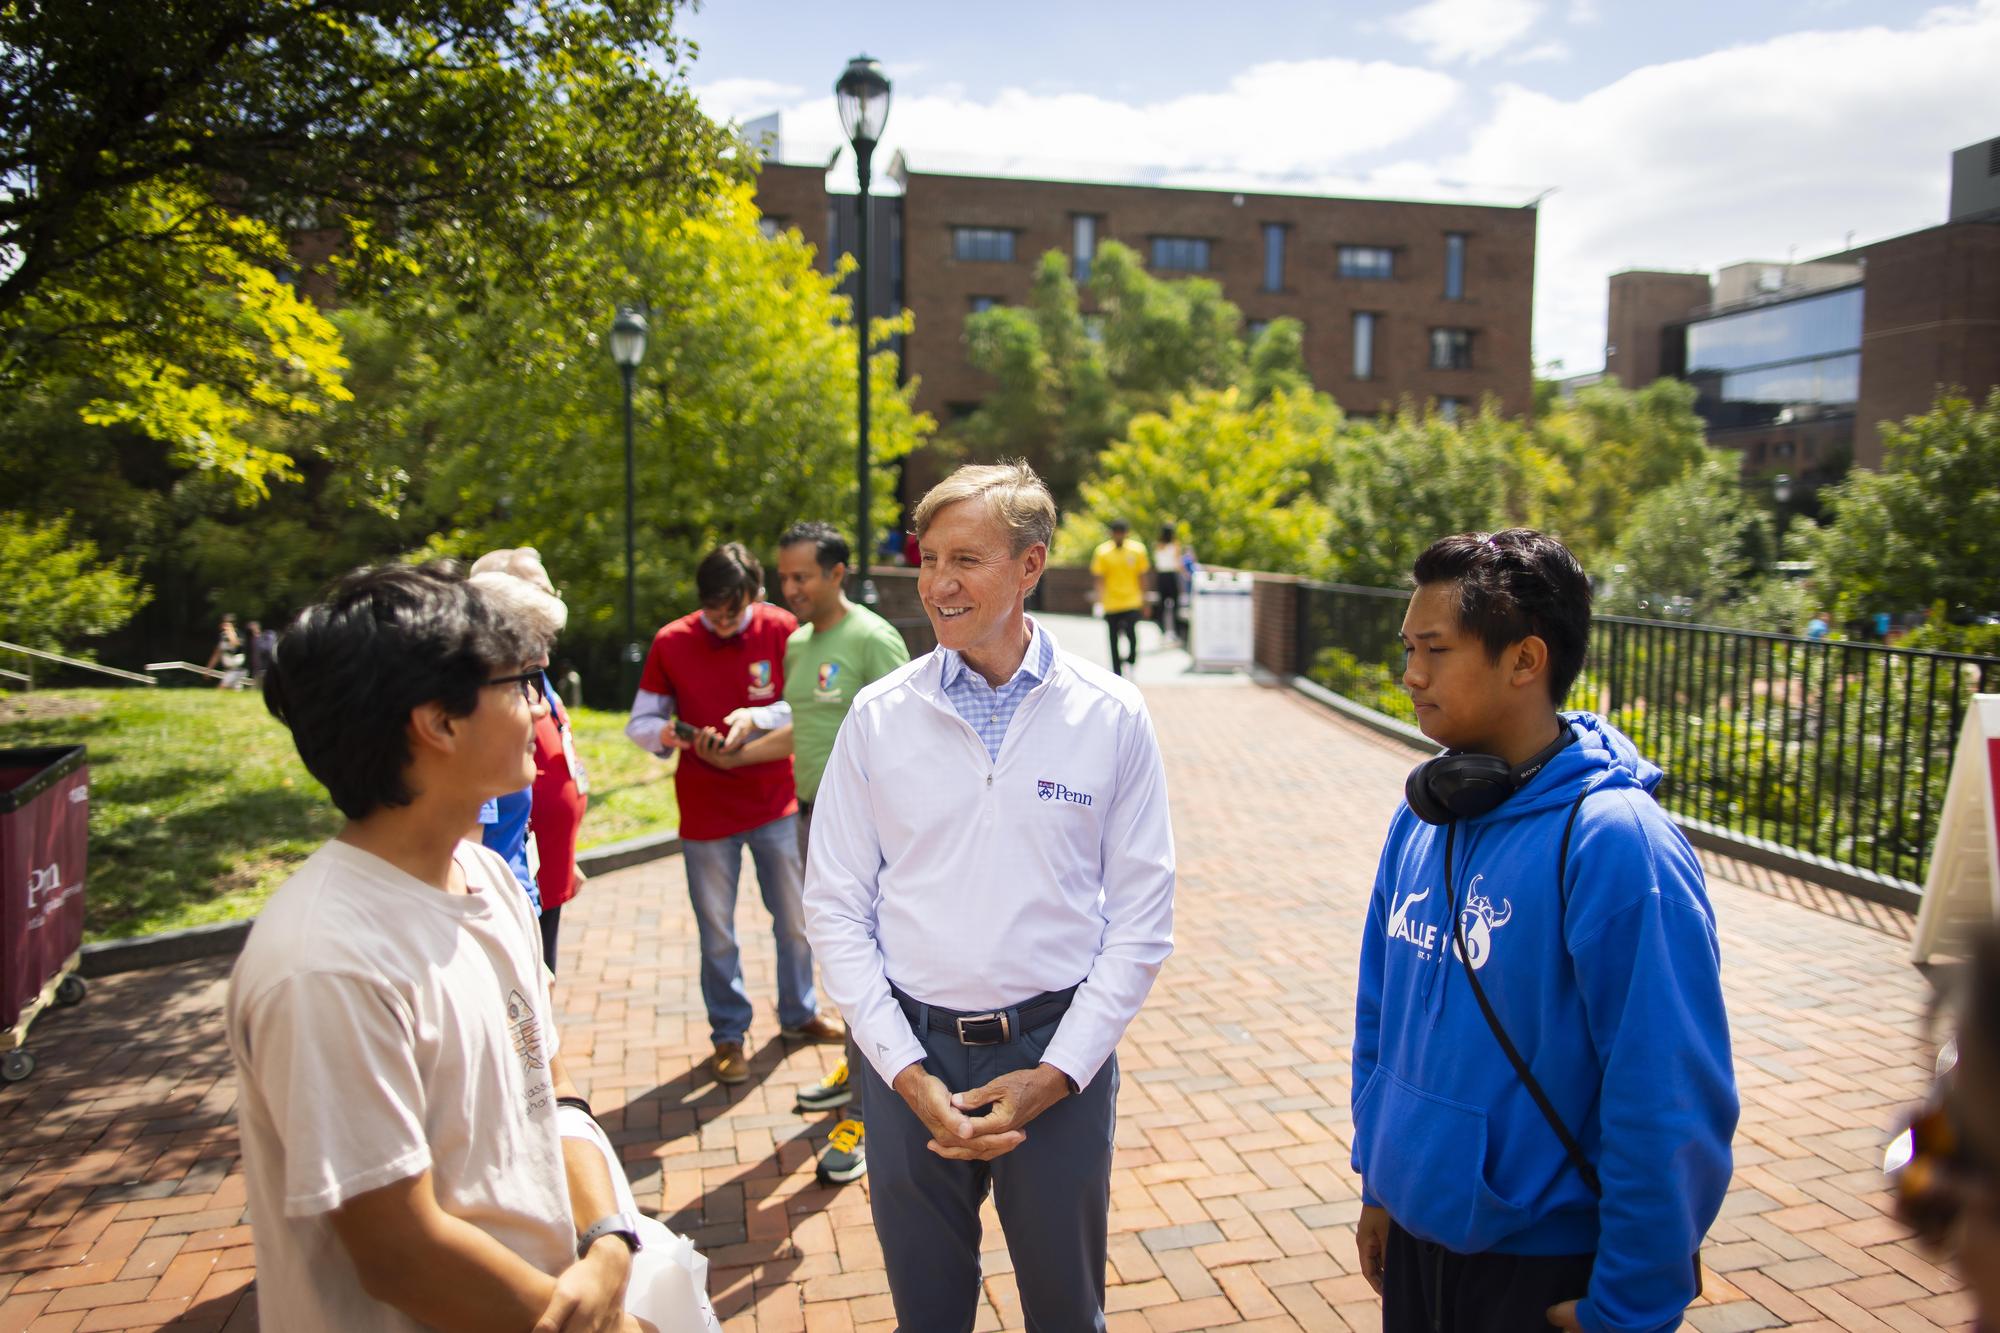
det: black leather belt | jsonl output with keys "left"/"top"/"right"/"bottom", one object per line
{"left": 890, "top": 983, "right": 1078, "bottom": 1047}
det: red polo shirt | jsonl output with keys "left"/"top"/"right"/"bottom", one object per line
{"left": 640, "top": 602, "right": 799, "bottom": 841}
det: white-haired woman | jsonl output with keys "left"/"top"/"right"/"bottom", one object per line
{"left": 470, "top": 548, "right": 589, "bottom": 972}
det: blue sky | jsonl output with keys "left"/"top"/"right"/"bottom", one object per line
{"left": 683, "top": 0, "right": 2000, "bottom": 374}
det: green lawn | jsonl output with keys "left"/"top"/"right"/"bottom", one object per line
{"left": 0, "top": 689, "right": 678, "bottom": 942}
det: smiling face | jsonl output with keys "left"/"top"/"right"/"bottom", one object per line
{"left": 456, "top": 664, "right": 549, "bottom": 799}
{"left": 777, "top": 542, "right": 844, "bottom": 623}
{"left": 1398, "top": 581, "right": 1520, "bottom": 754}
{"left": 917, "top": 498, "right": 1044, "bottom": 678}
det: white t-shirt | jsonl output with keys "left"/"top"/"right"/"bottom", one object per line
{"left": 225, "top": 839, "right": 573, "bottom": 1331}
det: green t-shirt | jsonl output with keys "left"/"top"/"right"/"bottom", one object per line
{"left": 783, "top": 603, "right": 911, "bottom": 802}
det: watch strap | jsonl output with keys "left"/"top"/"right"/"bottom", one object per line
{"left": 578, "top": 1211, "right": 642, "bottom": 1256}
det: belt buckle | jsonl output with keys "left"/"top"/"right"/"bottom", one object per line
{"left": 955, "top": 1011, "right": 1010, "bottom": 1045}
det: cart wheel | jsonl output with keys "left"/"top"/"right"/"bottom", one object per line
{"left": 1, "top": 1049, "right": 32, "bottom": 1083}
{"left": 55, "top": 975, "right": 86, "bottom": 1007}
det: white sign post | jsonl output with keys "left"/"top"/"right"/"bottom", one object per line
{"left": 1190, "top": 570, "right": 1256, "bottom": 673}
{"left": 1911, "top": 694, "right": 2000, "bottom": 966}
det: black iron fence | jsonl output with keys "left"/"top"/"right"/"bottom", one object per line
{"left": 1296, "top": 582, "right": 2000, "bottom": 891}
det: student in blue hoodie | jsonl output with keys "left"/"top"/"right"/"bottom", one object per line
{"left": 1350, "top": 529, "right": 1738, "bottom": 1333}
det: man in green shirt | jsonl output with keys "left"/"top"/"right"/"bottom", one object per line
{"left": 720, "top": 521, "right": 909, "bottom": 1183}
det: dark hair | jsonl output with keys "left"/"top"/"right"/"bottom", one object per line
{"left": 1411, "top": 529, "right": 1591, "bottom": 705}
{"left": 263, "top": 562, "right": 539, "bottom": 820}
{"left": 695, "top": 542, "right": 762, "bottom": 606}
{"left": 1109, "top": 518, "right": 1129, "bottom": 531}
{"left": 1158, "top": 523, "right": 1175, "bottom": 542}
{"left": 779, "top": 522, "right": 850, "bottom": 573}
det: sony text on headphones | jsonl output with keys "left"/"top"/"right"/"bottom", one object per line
{"left": 1404, "top": 726, "right": 1576, "bottom": 826}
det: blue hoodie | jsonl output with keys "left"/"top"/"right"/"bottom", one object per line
{"left": 1351, "top": 712, "right": 1738, "bottom": 1333}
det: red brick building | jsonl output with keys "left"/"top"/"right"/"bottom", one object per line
{"left": 1601, "top": 138, "right": 2000, "bottom": 481}
{"left": 753, "top": 160, "right": 1539, "bottom": 429}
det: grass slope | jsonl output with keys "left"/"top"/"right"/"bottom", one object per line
{"left": 0, "top": 689, "right": 678, "bottom": 942}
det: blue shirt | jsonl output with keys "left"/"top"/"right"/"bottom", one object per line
{"left": 478, "top": 790, "right": 540, "bottom": 913}
{"left": 938, "top": 619, "right": 1055, "bottom": 761}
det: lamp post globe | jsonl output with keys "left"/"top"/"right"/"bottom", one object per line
{"left": 835, "top": 55, "right": 891, "bottom": 604}
{"left": 610, "top": 307, "right": 649, "bottom": 698}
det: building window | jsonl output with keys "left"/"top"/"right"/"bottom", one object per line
{"left": 969, "top": 296, "right": 1000, "bottom": 314}
{"left": 1262, "top": 223, "right": 1287, "bottom": 292}
{"left": 1430, "top": 327, "right": 1474, "bottom": 370}
{"left": 952, "top": 227, "right": 1016, "bottom": 262}
{"left": 1150, "top": 236, "right": 1211, "bottom": 272}
{"left": 1352, "top": 312, "right": 1377, "bottom": 380}
{"left": 758, "top": 216, "right": 787, "bottom": 240}
{"left": 1438, "top": 396, "right": 1465, "bottom": 423}
{"left": 1072, "top": 215, "right": 1099, "bottom": 282}
{"left": 1338, "top": 245, "right": 1396, "bottom": 280}
{"left": 1444, "top": 233, "right": 1467, "bottom": 301}
{"left": 1082, "top": 314, "right": 1106, "bottom": 343}
{"left": 1246, "top": 319, "right": 1271, "bottom": 343}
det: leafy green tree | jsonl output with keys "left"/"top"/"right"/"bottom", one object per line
{"left": 1599, "top": 454, "right": 1780, "bottom": 620}
{"left": 0, "top": 513, "right": 149, "bottom": 652}
{"left": 1247, "top": 318, "right": 1310, "bottom": 404}
{"left": 1802, "top": 389, "right": 2000, "bottom": 622}
{"left": 394, "top": 181, "right": 933, "bottom": 681}
{"left": 1055, "top": 386, "right": 1337, "bottom": 576}
{"left": 1535, "top": 378, "right": 1709, "bottom": 563}
{"left": 1087, "top": 242, "right": 1245, "bottom": 412}
{"left": 1, "top": 0, "right": 732, "bottom": 493}
{"left": 1323, "top": 404, "right": 1556, "bottom": 587}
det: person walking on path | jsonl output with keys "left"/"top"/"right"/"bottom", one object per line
{"left": 804, "top": 462, "right": 1176, "bottom": 1331}
{"left": 1351, "top": 529, "right": 1738, "bottom": 1333}
{"left": 206, "top": 613, "right": 247, "bottom": 689}
{"left": 229, "top": 563, "right": 647, "bottom": 1331}
{"left": 1091, "top": 518, "right": 1149, "bottom": 676}
{"left": 1152, "top": 523, "right": 1185, "bottom": 646}
{"left": 625, "top": 542, "right": 844, "bottom": 1086}
{"left": 705, "top": 521, "right": 910, "bottom": 1183}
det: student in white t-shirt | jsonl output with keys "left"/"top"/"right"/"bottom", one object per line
{"left": 230, "top": 563, "right": 651, "bottom": 1333}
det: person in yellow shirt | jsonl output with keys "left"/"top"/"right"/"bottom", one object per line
{"left": 1090, "top": 519, "right": 1151, "bottom": 676}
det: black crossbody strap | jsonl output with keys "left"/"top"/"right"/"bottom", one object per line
{"left": 1446, "top": 804, "right": 1602, "bottom": 1197}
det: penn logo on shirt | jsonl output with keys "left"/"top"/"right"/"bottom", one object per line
{"left": 814, "top": 660, "right": 843, "bottom": 702}
{"left": 1037, "top": 779, "right": 1093, "bottom": 806}
{"left": 747, "top": 659, "right": 776, "bottom": 699}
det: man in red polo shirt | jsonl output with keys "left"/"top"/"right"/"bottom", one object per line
{"left": 626, "top": 542, "right": 844, "bottom": 1084}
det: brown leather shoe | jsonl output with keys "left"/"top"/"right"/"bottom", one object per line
{"left": 780, "top": 1011, "right": 847, "bottom": 1044}
{"left": 711, "top": 1041, "right": 749, "bottom": 1085}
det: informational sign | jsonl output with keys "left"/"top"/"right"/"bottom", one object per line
{"left": 1190, "top": 570, "right": 1256, "bottom": 673}
{"left": 1911, "top": 695, "right": 2000, "bottom": 966}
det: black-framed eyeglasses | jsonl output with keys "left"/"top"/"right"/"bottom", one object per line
{"left": 486, "top": 670, "right": 548, "bottom": 704}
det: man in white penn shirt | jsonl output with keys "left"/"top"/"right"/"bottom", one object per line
{"left": 803, "top": 461, "right": 1176, "bottom": 1332}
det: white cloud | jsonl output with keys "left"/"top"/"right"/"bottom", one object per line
{"left": 1385, "top": 0, "right": 1545, "bottom": 64}
{"left": 1567, "top": 0, "right": 1599, "bottom": 22}
{"left": 694, "top": 77, "right": 806, "bottom": 124}
{"left": 1439, "top": 0, "right": 2000, "bottom": 372}
{"left": 1507, "top": 40, "right": 1571, "bottom": 63}
{"left": 698, "top": 58, "right": 1463, "bottom": 184}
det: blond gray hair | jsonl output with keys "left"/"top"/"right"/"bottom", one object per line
{"left": 911, "top": 460, "right": 1056, "bottom": 555}
{"left": 469, "top": 569, "right": 567, "bottom": 647}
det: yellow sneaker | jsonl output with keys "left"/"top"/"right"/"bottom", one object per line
{"left": 818, "top": 1117, "right": 866, "bottom": 1183}
{"left": 795, "top": 1057, "right": 853, "bottom": 1113}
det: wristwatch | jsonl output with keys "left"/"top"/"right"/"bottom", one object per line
{"left": 578, "top": 1210, "right": 643, "bottom": 1258}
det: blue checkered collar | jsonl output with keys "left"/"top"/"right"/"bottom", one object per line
{"left": 935, "top": 616, "right": 1054, "bottom": 693}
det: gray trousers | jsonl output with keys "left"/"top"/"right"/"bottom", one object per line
{"left": 858, "top": 1006, "right": 1117, "bottom": 1332}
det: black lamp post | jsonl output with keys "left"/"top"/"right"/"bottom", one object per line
{"left": 836, "top": 54, "right": 891, "bottom": 605}
{"left": 610, "top": 307, "right": 648, "bottom": 698}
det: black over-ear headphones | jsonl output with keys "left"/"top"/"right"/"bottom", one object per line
{"left": 1404, "top": 725, "right": 1576, "bottom": 826}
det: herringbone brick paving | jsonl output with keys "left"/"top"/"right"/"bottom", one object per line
{"left": 0, "top": 679, "right": 1972, "bottom": 1331}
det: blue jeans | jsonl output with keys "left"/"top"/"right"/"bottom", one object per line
{"left": 681, "top": 813, "right": 817, "bottom": 1045}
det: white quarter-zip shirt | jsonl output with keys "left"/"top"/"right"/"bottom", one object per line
{"left": 802, "top": 623, "right": 1176, "bottom": 1090}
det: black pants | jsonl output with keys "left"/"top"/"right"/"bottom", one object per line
{"left": 1105, "top": 610, "right": 1140, "bottom": 675}
{"left": 1382, "top": 1221, "right": 1592, "bottom": 1333}
{"left": 539, "top": 903, "right": 562, "bottom": 975}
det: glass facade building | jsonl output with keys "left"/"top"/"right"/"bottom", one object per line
{"left": 1684, "top": 285, "right": 1863, "bottom": 429}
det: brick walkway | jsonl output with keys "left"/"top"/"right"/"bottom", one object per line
{"left": 0, "top": 678, "right": 1973, "bottom": 1331}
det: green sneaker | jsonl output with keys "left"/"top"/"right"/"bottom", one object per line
{"left": 795, "top": 1057, "right": 853, "bottom": 1113}
{"left": 818, "top": 1117, "right": 866, "bottom": 1184}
